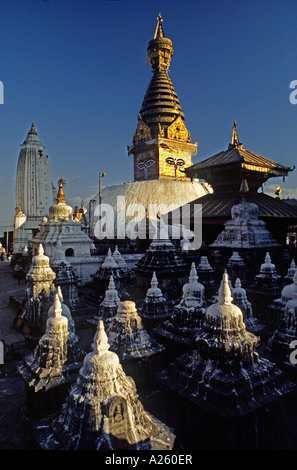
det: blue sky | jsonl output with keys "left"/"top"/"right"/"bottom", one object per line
{"left": 0, "top": 0, "right": 297, "bottom": 234}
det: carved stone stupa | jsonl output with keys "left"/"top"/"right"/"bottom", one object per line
{"left": 266, "top": 269, "right": 297, "bottom": 327}
{"left": 38, "top": 321, "right": 175, "bottom": 450}
{"left": 196, "top": 256, "right": 214, "bottom": 284}
{"left": 135, "top": 217, "right": 188, "bottom": 299}
{"left": 112, "top": 245, "right": 130, "bottom": 276}
{"left": 107, "top": 301, "right": 164, "bottom": 361}
{"left": 20, "top": 294, "right": 68, "bottom": 382}
{"left": 18, "top": 294, "right": 78, "bottom": 419}
{"left": 253, "top": 252, "right": 281, "bottom": 293}
{"left": 284, "top": 258, "right": 297, "bottom": 284}
{"left": 225, "top": 251, "right": 246, "bottom": 284}
{"left": 139, "top": 271, "right": 171, "bottom": 331}
{"left": 47, "top": 286, "right": 85, "bottom": 363}
{"left": 269, "top": 270, "right": 297, "bottom": 369}
{"left": 21, "top": 243, "right": 56, "bottom": 334}
{"left": 231, "top": 278, "right": 260, "bottom": 332}
{"left": 50, "top": 236, "right": 79, "bottom": 309}
{"left": 159, "top": 272, "right": 295, "bottom": 449}
{"left": 92, "top": 248, "right": 121, "bottom": 297}
{"left": 154, "top": 263, "right": 206, "bottom": 348}
{"left": 96, "top": 275, "right": 121, "bottom": 329}
{"left": 211, "top": 180, "right": 280, "bottom": 250}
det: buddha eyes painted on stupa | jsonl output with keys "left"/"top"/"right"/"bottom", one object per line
{"left": 137, "top": 159, "right": 155, "bottom": 179}
{"left": 165, "top": 157, "right": 185, "bottom": 177}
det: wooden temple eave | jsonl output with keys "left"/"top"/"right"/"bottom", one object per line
{"left": 241, "top": 163, "right": 290, "bottom": 176}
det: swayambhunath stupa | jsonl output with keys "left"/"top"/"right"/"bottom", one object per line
{"left": 1, "top": 2, "right": 297, "bottom": 460}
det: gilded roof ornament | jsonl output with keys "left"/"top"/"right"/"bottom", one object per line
{"left": 28, "top": 122, "right": 38, "bottom": 135}
{"left": 56, "top": 176, "right": 66, "bottom": 204}
{"left": 154, "top": 13, "right": 165, "bottom": 39}
{"left": 146, "top": 14, "right": 173, "bottom": 72}
{"left": 229, "top": 121, "right": 243, "bottom": 149}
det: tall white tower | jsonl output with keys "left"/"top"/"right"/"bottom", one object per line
{"left": 13, "top": 123, "right": 56, "bottom": 253}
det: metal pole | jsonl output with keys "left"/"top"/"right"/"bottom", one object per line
{"left": 99, "top": 173, "right": 102, "bottom": 206}
{"left": 6, "top": 224, "right": 8, "bottom": 253}
{"left": 99, "top": 172, "right": 106, "bottom": 206}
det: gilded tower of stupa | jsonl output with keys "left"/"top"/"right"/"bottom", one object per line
{"left": 89, "top": 15, "right": 210, "bottom": 239}
{"left": 128, "top": 13, "right": 197, "bottom": 181}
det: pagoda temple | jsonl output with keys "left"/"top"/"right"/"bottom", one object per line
{"left": 183, "top": 122, "right": 297, "bottom": 246}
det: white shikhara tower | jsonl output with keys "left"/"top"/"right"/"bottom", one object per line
{"left": 14, "top": 123, "right": 56, "bottom": 253}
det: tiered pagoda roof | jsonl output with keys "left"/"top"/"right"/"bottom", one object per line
{"left": 186, "top": 121, "right": 293, "bottom": 192}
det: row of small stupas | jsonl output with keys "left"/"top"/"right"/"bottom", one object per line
{"left": 16, "top": 243, "right": 175, "bottom": 449}
{"left": 11, "top": 235, "right": 297, "bottom": 449}
{"left": 8, "top": 13, "right": 297, "bottom": 449}
{"left": 14, "top": 215, "right": 297, "bottom": 342}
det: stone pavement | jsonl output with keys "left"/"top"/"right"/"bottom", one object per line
{"left": 0, "top": 260, "right": 26, "bottom": 351}
{"left": 0, "top": 261, "right": 35, "bottom": 450}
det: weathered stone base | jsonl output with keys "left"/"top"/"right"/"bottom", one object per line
{"left": 32, "top": 413, "right": 175, "bottom": 450}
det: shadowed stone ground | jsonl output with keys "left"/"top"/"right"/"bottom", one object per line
{"left": 0, "top": 261, "right": 36, "bottom": 449}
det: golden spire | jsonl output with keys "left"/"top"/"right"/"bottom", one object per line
{"left": 56, "top": 177, "right": 66, "bottom": 204}
{"left": 28, "top": 122, "right": 38, "bottom": 135}
{"left": 154, "top": 12, "right": 165, "bottom": 39}
{"left": 147, "top": 14, "right": 173, "bottom": 72}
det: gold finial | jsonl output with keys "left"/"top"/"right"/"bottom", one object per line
{"left": 56, "top": 177, "right": 66, "bottom": 204}
{"left": 232, "top": 121, "right": 239, "bottom": 146}
{"left": 154, "top": 12, "right": 165, "bottom": 39}
{"left": 28, "top": 122, "right": 37, "bottom": 135}
{"left": 229, "top": 121, "right": 243, "bottom": 149}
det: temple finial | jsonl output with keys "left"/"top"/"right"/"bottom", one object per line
{"left": 28, "top": 122, "right": 38, "bottom": 135}
{"left": 94, "top": 320, "right": 110, "bottom": 355}
{"left": 56, "top": 177, "right": 66, "bottom": 204}
{"left": 108, "top": 274, "right": 115, "bottom": 290}
{"left": 154, "top": 13, "right": 165, "bottom": 39}
{"left": 151, "top": 271, "right": 158, "bottom": 288}
{"left": 57, "top": 285, "right": 63, "bottom": 301}
{"left": 218, "top": 271, "right": 233, "bottom": 305}
{"left": 147, "top": 13, "right": 173, "bottom": 72}
{"left": 53, "top": 293, "right": 62, "bottom": 317}
{"left": 38, "top": 243, "right": 44, "bottom": 256}
{"left": 230, "top": 121, "right": 243, "bottom": 149}
{"left": 189, "top": 262, "right": 198, "bottom": 283}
